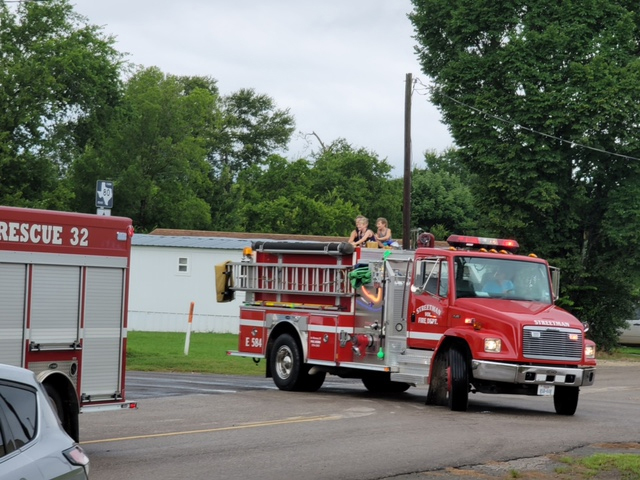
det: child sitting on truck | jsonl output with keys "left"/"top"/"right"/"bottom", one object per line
{"left": 374, "top": 217, "right": 393, "bottom": 247}
{"left": 349, "top": 216, "right": 374, "bottom": 247}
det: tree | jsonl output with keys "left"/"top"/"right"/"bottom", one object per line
{"left": 412, "top": 150, "right": 478, "bottom": 237}
{"left": 70, "top": 67, "right": 216, "bottom": 231}
{"left": 233, "top": 155, "right": 360, "bottom": 236}
{"left": 208, "top": 88, "right": 295, "bottom": 177}
{"left": 205, "top": 88, "right": 296, "bottom": 230}
{"left": 310, "top": 139, "right": 403, "bottom": 238}
{"left": 0, "top": 0, "right": 122, "bottom": 208}
{"left": 410, "top": 0, "right": 640, "bottom": 349}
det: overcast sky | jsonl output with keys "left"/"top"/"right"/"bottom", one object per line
{"left": 71, "top": 0, "right": 454, "bottom": 176}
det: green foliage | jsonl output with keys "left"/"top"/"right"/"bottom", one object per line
{"left": 411, "top": 161, "right": 478, "bottom": 234}
{"left": 69, "top": 67, "right": 216, "bottom": 230}
{"left": 410, "top": 0, "right": 640, "bottom": 350}
{"left": 235, "top": 155, "right": 360, "bottom": 235}
{"left": 219, "top": 140, "right": 401, "bottom": 238}
{"left": 209, "top": 88, "right": 295, "bottom": 177}
{"left": 0, "top": 0, "right": 122, "bottom": 208}
{"left": 429, "top": 224, "right": 450, "bottom": 242}
{"left": 310, "top": 139, "right": 402, "bottom": 237}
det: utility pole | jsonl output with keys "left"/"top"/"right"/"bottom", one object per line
{"left": 403, "top": 73, "right": 412, "bottom": 250}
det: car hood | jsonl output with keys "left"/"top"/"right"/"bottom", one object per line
{"left": 456, "top": 298, "right": 583, "bottom": 328}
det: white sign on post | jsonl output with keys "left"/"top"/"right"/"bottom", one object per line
{"left": 96, "top": 180, "right": 114, "bottom": 214}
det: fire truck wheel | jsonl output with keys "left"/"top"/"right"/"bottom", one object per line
{"left": 447, "top": 348, "right": 469, "bottom": 411}
{"left": 553, "top": 386, "right": 579, "bottom": 415}
{"left": 362, "top": 374, "right": 410, "bottom": 394}
{"left": 44, "top": 383, "right": 66, "bottom": 425}
{"left": 270, "top": 334, "right": 305, "bottom": 391}
{"left": 426, "top": 353, "right": 448, "bottom": 406}
{"left": 300, "top": 369, "right": 326, "bottom": 392}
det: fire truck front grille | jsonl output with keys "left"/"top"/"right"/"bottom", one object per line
{"left": 522, "top": 326, "right": 583, "bottom": 361}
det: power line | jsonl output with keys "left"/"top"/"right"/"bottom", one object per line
{"left": 413, "top": 77, "right": 640, "bottom": 162}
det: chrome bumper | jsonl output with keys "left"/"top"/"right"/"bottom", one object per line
{"left": 471, "top": 360, "right": 596, "bottom": 387}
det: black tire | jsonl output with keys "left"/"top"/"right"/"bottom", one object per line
{"left": 447, "top": 347, "right": 469, "bottom": 411}
{"left": 426, "top": 353, "right": 448, "bottom": 406}
{"left": 362, "top": 374, "right": 411, "bottom": 394}
{"left": 44, "top": 381, "right": 79, "bottom": 442}
{"left": 554, "top": 386, "right": 579, "bottom": 416}
{"left": 44, "top": 383, "right": 65, "bottom": 423}
{"left": 270, "top": 334, "right": 305, "bottom": 391}
{"left": 300, "top": 368, "right": 326, "bottom": 392}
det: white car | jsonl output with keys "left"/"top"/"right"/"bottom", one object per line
{"left": 619, "top": 319, "right": 640, "bottom": 346}
{"left": 0, "top": 364, "right": 90, "bottom": 479}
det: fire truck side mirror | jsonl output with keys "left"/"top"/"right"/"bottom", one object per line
{"left": 549, "top": 266, "right": 561, "bottom": 301}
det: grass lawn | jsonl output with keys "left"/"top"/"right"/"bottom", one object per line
{"left": 126, "top": 331, "right": 263, "bottom": 376}
{"left": 597, "top": 345, "right": 640, "bottom": 362}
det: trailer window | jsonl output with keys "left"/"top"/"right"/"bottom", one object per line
{"left": 177, "top": 257, "right": 190, "bottom": 275}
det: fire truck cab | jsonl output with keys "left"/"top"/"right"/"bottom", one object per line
{"left": 0, "top": 206, "right": 137, "bottom": 441}
{"left": 218, "top": 234, "right": 596, "bottom": 415}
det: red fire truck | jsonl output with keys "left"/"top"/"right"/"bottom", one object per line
{"left": 218, "top": 234, "right": 597, "bottom": 415}
{"left": 0, "top": 206, "right": 137, "bottom": 441}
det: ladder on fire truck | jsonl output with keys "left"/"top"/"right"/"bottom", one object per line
{"left": 230, "top": 261, "right": 354, "bottom": 297}
{"left": 225, "top": 241, "right": 357, "bottom": 311}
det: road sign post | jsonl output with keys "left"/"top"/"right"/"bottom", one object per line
{"left": 96, "top": 180, "right": 114, "bottom": 215}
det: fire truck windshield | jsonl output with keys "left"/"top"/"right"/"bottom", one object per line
{"left": 454, "top": 256, "right": 552, "bottom": 303}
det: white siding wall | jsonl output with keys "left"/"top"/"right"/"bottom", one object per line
{"left": 128, "top": 245, "right": 244, "bottom": 333}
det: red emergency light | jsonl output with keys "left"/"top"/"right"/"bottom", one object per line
{"left": 447, "top": 235, "right": 519, "bottom": 253}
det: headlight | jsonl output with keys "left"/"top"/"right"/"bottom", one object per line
{"left": 484, "top": 338, "right": 502, "bottom": 353}
{"left": 584, "top": 344, "right": 596, "bottom": 359}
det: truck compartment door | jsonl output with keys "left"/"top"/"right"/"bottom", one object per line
{"left": 30, "top": 264, "right": 81, "bottom": 346}
{"left": 82, "top": 267, "right": 126, "bottom": 400}
{"left": 0, "top": 263, "right": 26, "bottom": 365}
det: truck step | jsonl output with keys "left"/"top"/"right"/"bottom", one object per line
{"left": 390, "top": 372, "right": 429, "bottom": 385}
{"left": 396, "top": 349, "right": 433, "bottom": 367}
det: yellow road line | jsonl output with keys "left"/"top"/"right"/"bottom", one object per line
{"left": 82, "top": 415, "right": 341, "bottom": 445}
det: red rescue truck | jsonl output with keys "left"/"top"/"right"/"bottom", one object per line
{"left": 0, "top": 206, "right": 137, "bottom": 441}
{"left": 218, "top": 234, "right": 596, "bottom": 415}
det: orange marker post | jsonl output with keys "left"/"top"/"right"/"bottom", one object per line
{"left": 184, "top": 301, "right": 195, "bottom": 355}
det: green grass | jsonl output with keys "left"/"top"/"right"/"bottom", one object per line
{"left": 599, "top": 345, "right": 640, "bottom": 362}
{"left": 554, "top": 453, "right": 640, "bottom": 479}
{"left": 126, "top": 331, "right": 264, "bottom": 376}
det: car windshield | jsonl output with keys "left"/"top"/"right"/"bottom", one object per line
{"left": 454, "top": 256, "right": 552, "bottom": 303}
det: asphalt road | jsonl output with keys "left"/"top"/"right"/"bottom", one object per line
{"left": 80, "top": 362, "right": 640, "bottom": 480}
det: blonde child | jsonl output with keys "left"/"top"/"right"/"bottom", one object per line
{"left": 348, "top": 215, "right": 374, "bottom": 247}
{"left": 374, "top": 217, "right": 392, "bottom": 247}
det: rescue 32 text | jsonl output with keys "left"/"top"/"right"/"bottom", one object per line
{"left": 0, "top": 222, "right": 89, "bottom": 246}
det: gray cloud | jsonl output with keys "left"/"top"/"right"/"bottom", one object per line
{"left": 73, "top": 0, "right": 454, "bottom": 175}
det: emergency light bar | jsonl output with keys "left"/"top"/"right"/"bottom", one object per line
{"left": 447, "top": 235, "right": 519, "bottom": 252}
